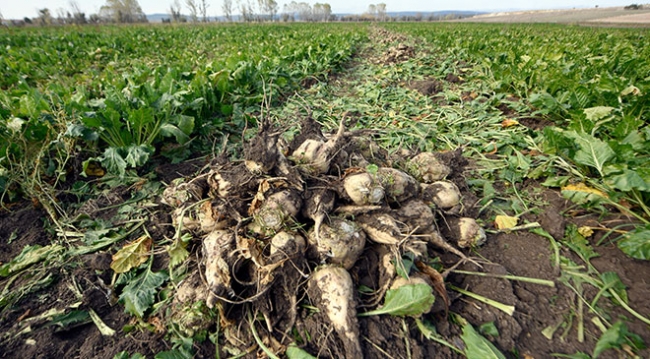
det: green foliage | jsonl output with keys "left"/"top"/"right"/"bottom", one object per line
{"left": 593, "top": 321, "right": 645, "bottom": 358}
{"left": 617, "top": 225, "right": 650, "bottom": 260}
{"left": 460, "top": 320, "right": 506, "bottom": 359}
{"left": 286, "top": 344, "right": 317, "bottom": 359}
{"left": 358, "top": 283, "right": 435, "bottom": 317}
{"left": 47, "top": 310, "right": 91, "bottom": 330}
{"left": 0, "top": 24, "right": 366, "bottom": 183}
{"left": 118, "top": 263, "right": 169, "bottom": 318}
{"left": 113, "top": 352, "right": 146, "bottom": 359}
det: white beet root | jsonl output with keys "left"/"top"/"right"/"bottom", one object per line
{"left": 393, "top": 199, "right": 436, "bottom": 234}
{"left": 309, "top": 218, "right": 366, "bottom": 269}
{"left": 407, "top": 152, "right": 451, "bottom": 183}
{"left": 343, "top": 172, "right": 385, "bottom": 206}
{"left": 453, "top": 217, "right": 487, "bottom": 248}
{"left": 377, "top": 167, "right": 420, "bottom": 204}
{"left": 309, "top": 265, "right": 362, "bottom": 359}
{"left": 356, "top": 213, "right": 401, "bottom": 245}
{"left": 251, "top": 190, "right": 302, "bottom": 234}
{"left": 422, "top": 181, "right": 462, "bottom": 211}
{"left": 269, "top": 231, "right": 306, "bottom": 261}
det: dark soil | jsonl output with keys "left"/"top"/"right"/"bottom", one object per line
{"left": 409, "top": 79, "right": 444, "bottom": 96}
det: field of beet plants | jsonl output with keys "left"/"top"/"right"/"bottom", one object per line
{"left": 1, "top": 22, "right": 649, "bottom": 358}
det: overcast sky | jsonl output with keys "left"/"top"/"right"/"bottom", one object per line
{"left": 0, "top": 0, "right": 639, "bottom": 19}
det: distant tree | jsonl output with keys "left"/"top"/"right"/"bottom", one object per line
{"left": 258, "top": 0, "right": 278, "bottom": 21}
{"left": 169, "top": 0, "right": 186, "bottom": 22}
{"left": 199, "top": 0, "right": 209, "bottom": 21}
{"left": 312, "top": 3, "right": 331, "bottom": 22}
{"left": 238, "top": 0, "right": 254, "bottom": 22}
{"left": 367, "top": 4, "right": 376, "bottom": 20}
{"left": 38, "top": 8, "right": 53, "bottom": 25}
{"left": 67, "top": 1, "right": 87, "bottom": 24}
{"left": 293, "top": 1, "right": 313, "bottom": 21}
{"left": 55, "top": 7, "right": 68, "bottom": 24}
{"left": 99, "top": 0, "right": 147, "bottom": 23}
{"left": 222, "top": 0, "right": 233, "bottom": 21}
{"left": 185, "top": 0, "right": 198, "bottom": 22}
{"left": 376, "top": 3, "right": 386, "bottom": 21}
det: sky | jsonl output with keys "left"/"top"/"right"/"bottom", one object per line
{"left": 0, "top": 0, "right": 642, "bottom": 20}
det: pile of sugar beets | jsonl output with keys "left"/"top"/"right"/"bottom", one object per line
{"left": 160, "top": 116, "right": 486, "bottom": 357}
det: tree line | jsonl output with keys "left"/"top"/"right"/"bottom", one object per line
{"left": 3, "top": 0, "right": 466, "bottom": 26}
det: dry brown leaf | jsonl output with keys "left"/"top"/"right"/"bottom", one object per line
{"left": 501, "top": 119, "right": 520, "bottom": 128}
{"left": 415, "top": 260, "right": 449, "bottom": 317}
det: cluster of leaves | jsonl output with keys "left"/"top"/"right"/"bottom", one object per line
{"left": 0, "top": 24, "right": 365, "bottom": 199}
{"left": 384, "top": 23, "right": 650, "bottom": 259}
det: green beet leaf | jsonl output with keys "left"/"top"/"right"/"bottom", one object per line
{"left": 119, "top": 267, "right": 168, "bottom": 318}
{"left": 125, "top": 144, "right": 153, "bottom": 168}
{"left": 101, "top": 147, "right": 127, "bottom": 177}
{"left": 286, "top": 344, "right": 317, "bottom": 359}
{"left": 47, "top": 310, "right": 91, "bottom": 329}
{"left": 461, "top": 321, "right": 506, "bottom": 359}
{"left": 568, "top": 130, "right": 615, "bottom": 177}
{"left": 593, "top": 321, "right": 646, "bottom": 358}
{"left": 583, "top": 106, "right": 614, "bottom": 122}
{"left": 606, "top": 169, "right": 650, "bottom": 192}
{"left": 358, "top": 284, "right": 435, "bottom": 317}
{"left": 617, "top": 226, "right": 650, "bottom": 260}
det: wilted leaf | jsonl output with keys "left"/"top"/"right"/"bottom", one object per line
{"left": 168, "top": 234, "right": 191, "bottom": 269}
{"left": 111, "top": 235, "right": 152, "bottom": 274}
{"left": 101, "top": 147, "right": 127, "bottom": 176}
{"left": 82, "top": 159, "right": 106, "bottom": 177}
{"left": 578, "top": 226, "right": 594, "bottom": 238}
{"left": 617, "top": 226, "right": 650, "bottom": 260}
{"left": 479, "top": 322, "right": 500, "bottom": 337}
{"left": 494, "top": 215, "right": 518, "bottom": 230}
{"left": 47, "top": 310, "right": 90, "bottom": 329}
{"left": 154, "top": 348, "right": 193, "bottom": 359}
{"left": 583, "top": 106, "right": 614, "bottom": 122}
{"left": 461, "top": 321, "right": 506, "bottom": 359}
{"left": 564, "top": 224, "right": 599, "bottom": 263}
{"left": 620, "top": 85, "right": 641, "bottom": 97}
{"left": 358, "top": 284, "right": 435, "bottom": 317}
{"left": 286, "top": 344, "right": 317, "bottom": 359}
{"left": 125, "top": 144, "right": 153, "bottom": 168}
{"left": 0, "top": 244, "right": 63, "bottom": 277}
{"left": 600, "top": 271, "right": 628, "bottom": 305}
{"left": 501, "top": 119, "right": 519, "bottom": 128}
{"left": 561, "top": 183, "right": 608, "bottom": 205}
{"left": 119, "top": 267, "right": 168, "bottom": 318}
{"left": 113, "top": 352, "right": 146, "bottom": 359}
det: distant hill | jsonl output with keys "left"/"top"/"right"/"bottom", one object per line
{"left": 457, "top": 6, "right": 650, "bottom": 24}
{"left": 386, "top": 11, "right": 486, "bottom": 18}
